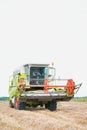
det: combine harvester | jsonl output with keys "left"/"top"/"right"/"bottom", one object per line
{"left": 8, "top": 63, "right": 82, "bottom": 111}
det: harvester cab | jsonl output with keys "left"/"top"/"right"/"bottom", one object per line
{"left": 8, "top": 63, "right": 82, "bottom": 111}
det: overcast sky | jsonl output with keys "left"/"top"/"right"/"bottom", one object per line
{"left": 0, "top": 0, "right": 87, "bottom": 97}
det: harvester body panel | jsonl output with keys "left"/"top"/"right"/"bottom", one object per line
{"left": 8, "top": 63, "right": 82, "bottom": 110}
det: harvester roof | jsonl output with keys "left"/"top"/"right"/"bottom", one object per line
{"left": 24, "top": 63, "right": 49, "bottom": 67}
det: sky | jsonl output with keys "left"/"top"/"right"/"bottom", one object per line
{"left": 0, "top": 0, "right": 87, "bottom": 97}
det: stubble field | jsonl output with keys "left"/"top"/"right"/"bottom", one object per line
{"left": 0, "top": 101, "right": 87, "bottom": 130}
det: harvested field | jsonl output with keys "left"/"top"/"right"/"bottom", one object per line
{"left": 0, "top": 101, "right": 87, "bottom": 130}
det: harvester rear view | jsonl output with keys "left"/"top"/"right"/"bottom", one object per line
{"left": 8, "top": 63, "right": 82, "bottom": 111}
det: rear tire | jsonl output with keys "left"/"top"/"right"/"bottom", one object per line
{"left": 9, "top": 100, "right": 14, "bottom": 108}
{"left": 45, "top": 101, "right": 57, "bottom": 111}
